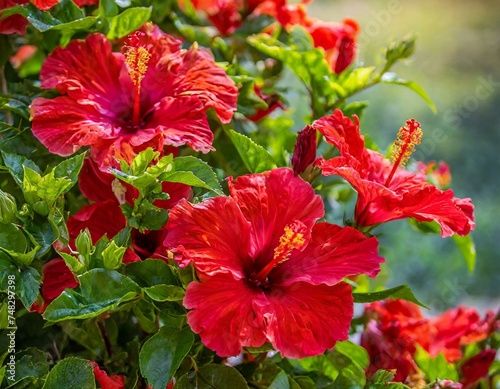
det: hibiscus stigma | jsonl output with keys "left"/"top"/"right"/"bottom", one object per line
{"left": 255, "top": 223, "right": 306, "bottom": 282}
{"left": 385, "top": 119, "right": 422, "bottom": 186}
{"left": 123, "top": 32, "right": 151, "bottom": 127}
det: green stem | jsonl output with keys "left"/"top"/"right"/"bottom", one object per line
{"left": 0, "top": 66, "right": 12, "bottom": 126}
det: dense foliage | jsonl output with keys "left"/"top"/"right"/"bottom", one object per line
{"left": 0, "top": 0, "right": 498, "bottom": 388}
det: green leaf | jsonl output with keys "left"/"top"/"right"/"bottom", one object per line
{"left": 23, "top": 166, "right": 73, "bottom": 217}
{"left": 365, "top": 369, "right": 411, "bottom": 389}
{"left": 333, "top": 364, "right": 365, "bottom": 389}
{"left": 414, "top": 346, "right": 459, "bottom": 382}
{"left": 19, "top": 267, "right": 42, "bottom": 308}
{"left": 0, "top": 223, "right": 40, "bottom": 267}
{"left": 6, "top": 348, "right": 50, "bottom": 388}
{"left": 339, "top": 67, "right": 376, "bottom": 96}
{"left": 226, "top": 129, "right": 277, "bottom": 173}
{"left": 334, "top": 340, "right": 369, "bottom": 370}
{"left": 2, "top": 3, "right": 97, "bottom": 32}
{"left": 1, "top": 151, "right": 40, "bottom": 187}
{"left": 24, "top": 217, "right": 57, "bottom": 258}
{"left": 124, "top": 258, "right": 177, "bottom": 287}
{"left": 106, "top": 7, "right": 153, "bottom": 39}
{"left": 144, "top": 285, "right": 185, "bottom": 302}
{"left": 381, "top": 74, "right": 436, "bottom": 113}
{"left": 133, "top": 299, "right": 158, "bottom": 334}
{"left": 452, "top": 234, "right": 476, "bottom": 273}
{"left": 44, "top": 269, "right": 141, "bottom": 322}
{"left": 353, "top": 284, "right": 428, "bottom": 308}
{"left": 247, "top": 27, "right": 340, "bottom": 114}
{"left": 42, "top": 357, "right": 95, "bottom": 389}
{"left": 0, "top": 255, "right": 41, "bottom": 308}
{"left": 53, "top": 153, "right": 85, "bottom": 186}
{"left": 59, "top": 319, "right": 106, "bottom": 356}
{"left": 268, "top": 370, "right": 290, "bottom": 389}
{"left": 175, "top": 364, "right": 249, "bottom": 389}
{"left": 160, "top": 156, "right": 223, "bottom": 195}
{"left": 140, "top": 326, "right": 194, "bottom": 388}
{"left": 59, "top": 252, "right": 85, "bottom": 275}
{"left": 0, "top": 189, "right": 17, "bottom": 224}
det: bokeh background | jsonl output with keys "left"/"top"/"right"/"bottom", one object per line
{"left": 307, "top": 0, "right": 500, "bottom": 311}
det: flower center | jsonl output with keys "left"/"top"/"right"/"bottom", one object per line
{"left": 123, "top": 32, "right": 151, "bottom": 127}
{"left": 384, "top": 119, "right": 423, "bottom": 187}
{"left": 254, "top": 223, "right": 306, "bottom": 282}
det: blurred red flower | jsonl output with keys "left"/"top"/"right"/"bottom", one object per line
{"left": 361, "top": 299, "right": 498, "bottom": 383}
{"left": 314, "top": 109, "right": 475, "bottom": 237}
{"left": 164, "top": 168, "right": 383, "bottom": 358}
{"left": 31, "top": 23, "right": 238, "bottom": 169}
{"left": 461, "top": 349, "right": 497, "bottom": 388}
{"left": 308, "top": 18, "right": 359, "bottom": 74}
{"left": 0, "top": 0, "right": 29, "bottom": 34}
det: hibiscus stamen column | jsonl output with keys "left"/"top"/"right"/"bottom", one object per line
{"left": 254, "top": 223, "right": 306, "bottom": 282}
{"left": 384, "top": 119, "right": 423, "bottom": 186}
{"left": 123, "top": 32, "right": 151, "bottom": 127}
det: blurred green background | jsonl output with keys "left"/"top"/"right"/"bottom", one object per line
{"left": 307, "top": 0, "right": 500, "bottom": 311}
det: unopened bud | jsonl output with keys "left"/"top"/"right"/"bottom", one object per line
{"left": 291, "top": 126, "right": 317, "bottom": 176}
{"left": 0, "top": 189, "right": 17, "bottom": 224}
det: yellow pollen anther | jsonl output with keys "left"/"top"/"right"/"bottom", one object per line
{"left": 125, "top": 46, "right": 151, "bottom": 91}
{"left": 391, "top": 119, "right": 423, "bottom": 167}
{"left": 273, "top": 226, "right": 306, "bottom": 265}
{"left": 254, "top": 224, "right": 306, "bottom": 282}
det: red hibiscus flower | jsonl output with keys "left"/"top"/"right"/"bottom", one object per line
{"left": 461, "top": 349, "right": 496, "bottom": 388}
{"left": 0, "top": 0, "right": 29, "bottom": 35}
{"left": 308, "top": 18, "right": 359, "bottom": 74}
{"left": 361, "top": 299, "right": 499, "bottom": 383}
{"left": 361, "top": 299, "right": 430, "bottom": 382}
{"left": 313, "top": 109, "right": 475, "bottom": 237}
{"left": 164, "top": 167, "right": 384, "bottom": 358}
{"left": 417, "top": 160, "right": 452, "bottom": 189}
{"left": 31, "top": 23, "right": 238, "bottom": 169}
{"left": 429, "top": 307, "right": 498, "bottom": 362}
{"left": 30, "top": 257, "right": 79, "bottom": 313}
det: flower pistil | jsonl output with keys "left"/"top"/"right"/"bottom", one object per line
{"left": 254, "top": 223, "right": 306, "bottom": 282}
{"left": 123, "top": 32, "right": 151, "bottom": 127}
{"left": 385, "top": 119, "right": 422, "bottom": 186}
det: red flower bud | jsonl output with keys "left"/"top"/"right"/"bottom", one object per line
{"left": 291, "top": 126, "right": 317, "bottom": 176}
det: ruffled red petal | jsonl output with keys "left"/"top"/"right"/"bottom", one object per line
{"left": 39, "top": 33, "right": 129, "bottom": 109}
{"left": 264, "top": 281, "right": 353, "bottom": 358}
{"left": 184, "top": 273, "right": 268, "bottom": 357}
{"left": 272, "top": 222, "right": 383, "bottom": 286}
{"left": 227, "top": 168, "right": 323, "bottom": 267}
{"left": 172, "top": 47, "right": 238, "bottom": 124}
{"left": 164, "top": 197, "right": 252, "bottom": 277}
{"left": 145, "top": 96, "right": 214, "bottom": 153}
